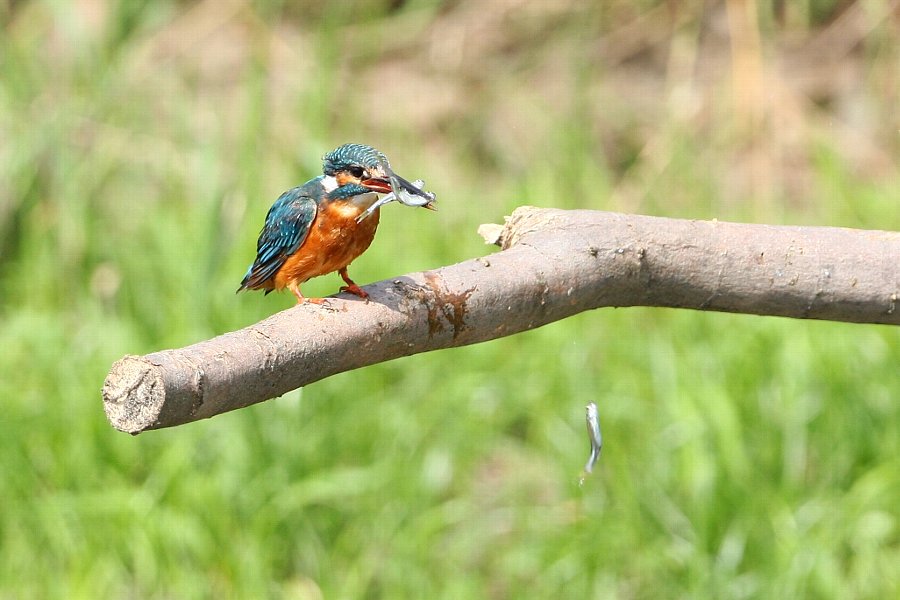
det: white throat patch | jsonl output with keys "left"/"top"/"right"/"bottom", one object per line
{"left": 321, "top": 175, "right": 339, "bottom": 193}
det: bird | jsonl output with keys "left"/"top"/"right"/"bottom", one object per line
{"left": 237, "top": 143, "right": 432, "bottom": 304}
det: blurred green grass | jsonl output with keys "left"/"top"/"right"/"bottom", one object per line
{"left": 1, "top": 1, "right": 898, "bottom": 598}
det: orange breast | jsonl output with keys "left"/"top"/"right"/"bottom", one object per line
{"left": 272, "top": 203, "right": 380, "bottom": 290}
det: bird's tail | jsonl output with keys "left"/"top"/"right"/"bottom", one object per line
{"left": 236, "top": 266, "right": 257, "bottom": 293}
{"left": 237, "top": 263, "right": 277, "bottom": 294}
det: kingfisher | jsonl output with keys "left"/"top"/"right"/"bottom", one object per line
{"left": 237, "top": 143, "right": 434, "bottom": 304}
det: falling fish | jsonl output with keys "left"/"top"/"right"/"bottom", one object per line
{"left": 584, "top": 402, "right": 602, "bottom": 473}
{"left": 579, "top": 402, "right": 603, "bottom": 486}
{"left": 356, "top": 158, "right": 437, "bottom": 223}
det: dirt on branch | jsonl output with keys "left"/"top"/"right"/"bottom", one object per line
{"left": 103, "top": 207, "right": 900, "bottom": 434}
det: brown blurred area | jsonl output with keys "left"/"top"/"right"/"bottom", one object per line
{"left": 4, "top": 0, "right": 898, "bottom": 216}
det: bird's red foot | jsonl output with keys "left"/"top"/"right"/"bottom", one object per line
{"left": 288, "top": 283, "right": 327, "bottom": 305}
{"left": 339, "top": 284, "right": 369, "bottom": 299}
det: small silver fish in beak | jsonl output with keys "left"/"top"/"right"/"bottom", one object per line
{"left": 356, "top": 158, "right": 437, "bottom": 223}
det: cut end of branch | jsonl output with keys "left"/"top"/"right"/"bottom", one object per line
{"left": 477, "top": 223, "right": 504, "bottom": 246}
{"left": 479, "top": 206, "right": 564, "bottom": 249}
{"left": 102, "top": 355, "right": 166, "bottom": 434}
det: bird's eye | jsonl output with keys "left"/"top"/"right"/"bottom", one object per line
{"left": 349, "top": 166, "right": 365, "bottom": 178}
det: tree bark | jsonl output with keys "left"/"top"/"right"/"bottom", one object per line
{"left": 103, "top": 207, "right": 899, "bottom": 434}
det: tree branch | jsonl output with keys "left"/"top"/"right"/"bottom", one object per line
{"left": 103, "top": 207, "right": 899, "bottom": 433}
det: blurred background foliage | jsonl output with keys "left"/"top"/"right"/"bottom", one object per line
{"left": 1, "top": 0, "right": 898, "bottom": 597}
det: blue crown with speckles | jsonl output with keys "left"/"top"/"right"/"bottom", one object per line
{"left": 322, "top": 143, "right": 389, "bottom": 175}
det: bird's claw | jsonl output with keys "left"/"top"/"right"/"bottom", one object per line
{"left": 340, "top": 284, "right": 369, "bottom": 299}
{"left": 296, "top": 296, "right": 329, "bottom": 306}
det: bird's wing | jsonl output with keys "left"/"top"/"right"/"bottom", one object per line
{"left": 239, "top": 187, "right": 318, "bottom": 290}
